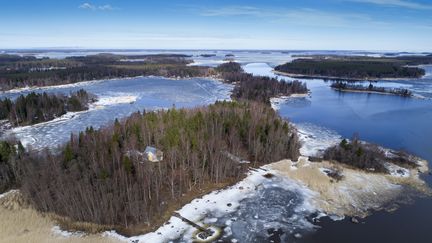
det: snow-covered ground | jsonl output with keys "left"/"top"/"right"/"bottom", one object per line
{"left": 52, "top": 226, "right": 85, "bottom": 238}
{"left": 0, "top": 190, "right": 19, "bottom": 200}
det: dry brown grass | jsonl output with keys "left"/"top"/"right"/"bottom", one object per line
{"left": 269, "top": 157, "right": 431, "bottom": 218}
{"left": 0, "top": 191, "right": 120, "bottom": 243}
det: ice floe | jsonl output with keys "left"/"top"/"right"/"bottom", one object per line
{"left": 295, "top": 123, "right": 342, "bottom": 157}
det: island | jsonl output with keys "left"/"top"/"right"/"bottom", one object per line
{"left": 330, "top": 81, "right": 413, "bottom": 97}
{"left": 274, "top": 55, "right": 432, "bottom": 81}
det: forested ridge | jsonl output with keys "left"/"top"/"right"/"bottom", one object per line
{"left": 16, "top": 101, "right": 300, "bottom": 230}
{"left": 0, "top": 89, "right": 95, "bottom": 126}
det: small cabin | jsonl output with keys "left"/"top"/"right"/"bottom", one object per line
{"left": 144, "top": 146, "right": 164, "bottom": 162}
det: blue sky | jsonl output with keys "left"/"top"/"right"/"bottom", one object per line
{"left": 0, "top": 0, "right": 431, "bottom": 51}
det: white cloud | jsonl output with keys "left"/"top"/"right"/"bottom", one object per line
{"left": 79, "top": 3, "right": 115, "bottom": 11}
{"left": 199, "top": 6, "right": 387, "bottom": 28}
{"left": 79, "top": 3, "right": 96, "bottom": 10}
{"left": 348, "top": 0, "right": 432, "bottom": 10}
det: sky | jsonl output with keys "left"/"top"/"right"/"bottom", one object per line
{"left": 0, "top": 0, "right": 431, "bottom": 51}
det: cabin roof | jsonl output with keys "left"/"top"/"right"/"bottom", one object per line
{"left": 144, "top": 146, "right": 158, "bottom": 154}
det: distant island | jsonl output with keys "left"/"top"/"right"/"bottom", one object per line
{"left": 330, "top": 82, "right": 413, "bottom": 97}
{"left": 199, "top": 54, "right": 217, "bottom": 57}
{"left": 274, "top": 55, "right": 432, "bottom": 81}
{"left": 0, "top": 53, "right": 209, "bottom": 91}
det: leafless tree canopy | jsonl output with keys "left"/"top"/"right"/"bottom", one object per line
{"left": 18, "top": 101, "right": 300, "bottom": 227}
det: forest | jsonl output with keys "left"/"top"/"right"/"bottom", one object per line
{"left": 330, "top": 81, "right": 412, "bottom": 97}
{"left": 0, "top": 89, "right": 95, "bottom": 126}
{"left": 216, "top": 62, "right": 308, "bottom": 104}
{"left": 0, "top": 54, "right": 208, "bottom": 90}
{"left": 274, "top": 56, "right": 428, "bottom": 80}
{"left": 16, "top": 101, "right": 301, "bottom": 231}
{"left": 323, "top": 135, "right": 418, "bottom": 173}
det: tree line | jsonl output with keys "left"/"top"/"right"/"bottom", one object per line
{"left": 0, "top": 89, "right": 95, "bottom": 126}
{"left": 16, "top": 101, "right": 300, "bottom": 229}
{"left": 0, "top": 54, "right": 208, "bottom": 91}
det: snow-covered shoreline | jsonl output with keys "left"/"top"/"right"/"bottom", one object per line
{"left": 270, "top": 93, "right": 310, "bottom": 111}
{"left": 104, "top": 166, "right": 320, "bottom": 243}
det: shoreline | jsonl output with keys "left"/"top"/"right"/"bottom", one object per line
{"left": 273, "top": 70, "right": 424, "bottom": 82}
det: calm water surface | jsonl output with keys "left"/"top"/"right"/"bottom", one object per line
{"left": 244, "top": 62, "right": 432, "bottom": 243}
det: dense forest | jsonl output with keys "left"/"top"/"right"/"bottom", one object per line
{"left": 323, "top": 135, "right": 418, "bottom": 173}
{"left": 0, "top": 89, "right": 95, "bottom": 126}
{"left": 274, "top": 56, "right": 428, "bottom": 80}
{"left": 17, "top": 101, "right": 300, "bottom": 229}
{"left": 0, "top": 54, "right": 209, "bottom": 90}
{"left": 330, "top": 81, "right": 412, "bottom": 97}
{"left": 216, "top": 62, "right": 308, "bottom": 104}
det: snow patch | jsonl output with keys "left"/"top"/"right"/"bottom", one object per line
{"left": 270, "top": 94, "right": 309, "bottom": 111}
{"left": 0, "top": 190, "right": 19, "bottom": 200}
{"left": 92, "top": 94, "right": 138, "bottom": 108}
{"left": 295, "top": 123, "right": 342, "bottom": 157}
{"left": 52, "top": 226, "right": 85, "bottom": 238}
